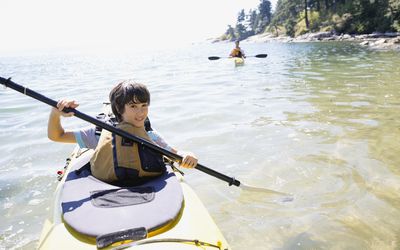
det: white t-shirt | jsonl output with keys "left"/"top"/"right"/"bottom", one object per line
{"left": 73, "top": 126, "right": 173, "bottom": 151}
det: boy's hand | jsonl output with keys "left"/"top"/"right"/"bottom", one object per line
{"left": 179, "top": 152, "right": 198, "bottom": 169}
{"left": 52, "top": 99, "right": 79, "bottom": 117}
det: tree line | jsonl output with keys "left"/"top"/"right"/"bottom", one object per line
{"left": 221, "top": 0, "right": 400, "bottom": 40}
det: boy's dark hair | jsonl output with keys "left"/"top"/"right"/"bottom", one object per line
{"left": 109, "top": 80, "right": 150, "bottom": 122}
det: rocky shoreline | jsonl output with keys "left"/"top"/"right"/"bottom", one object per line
{"left": 225, "top": 31, "right": 400, "bottom": 50}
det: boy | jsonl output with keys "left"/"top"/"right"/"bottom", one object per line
{"left": 48, "top": 80, "right": 197, "bottom": 183}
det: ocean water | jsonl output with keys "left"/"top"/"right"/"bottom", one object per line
{"left": 1, "top": 42, "right": 400, "bottom": 249}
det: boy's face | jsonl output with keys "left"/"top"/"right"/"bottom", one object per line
{"left": 121, "top": 101, "right": 149, "bottom": 128}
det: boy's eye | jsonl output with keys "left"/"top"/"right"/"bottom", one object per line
{"left": 129, "top": 103, "right": 148, "bottom": 109}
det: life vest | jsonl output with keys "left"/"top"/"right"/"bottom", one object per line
{"left": 90, "top": 121, "right": 166, "bottom": 185}
{"left": 231, "top": 48, "right": 243, "bottom": 58}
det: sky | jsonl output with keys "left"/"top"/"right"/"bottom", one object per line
{"left": 0, "top": 0, "right": 277, "bottom": 54}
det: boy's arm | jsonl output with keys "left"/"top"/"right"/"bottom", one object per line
{"left": 149, "top": 130, "right": 197, "bottom": 169}
{"left": 47, "top": 100, "right": 78, "bottom": 143}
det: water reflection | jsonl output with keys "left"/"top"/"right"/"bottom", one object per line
{"left": 269, "top": 42, "right": 400, "bottom": 249}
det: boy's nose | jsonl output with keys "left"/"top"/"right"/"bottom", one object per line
{"left": 138, "top": 107, "right": 146, "bottom": 114}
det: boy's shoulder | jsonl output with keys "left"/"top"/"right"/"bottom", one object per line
{"left": 74, "top": 126, "right": 98, "bottom": 149}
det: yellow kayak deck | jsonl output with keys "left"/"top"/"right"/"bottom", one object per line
{"left": 233, "top": 57, "right": 244, "bottom": 66}
{"left": 38, "top": 148, "right": 230, "bottom": 250}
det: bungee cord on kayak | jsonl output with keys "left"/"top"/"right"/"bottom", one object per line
{"left": 113, "top": 238, "right": 226, "bottom": 250}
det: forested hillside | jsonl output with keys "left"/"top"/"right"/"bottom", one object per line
{"left": 220, "top": 0, "right": 400, "bottom": 41}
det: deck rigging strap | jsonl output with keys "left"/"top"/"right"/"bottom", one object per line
{"left": 113, "top": 237, "right": 226, "bottom": 250}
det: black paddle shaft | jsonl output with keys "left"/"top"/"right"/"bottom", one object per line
{"left": 0, "top": 77, "right": 241, "bottom": 187}
{"left": 208, "top": 54, "right": 268, "bottom": 60}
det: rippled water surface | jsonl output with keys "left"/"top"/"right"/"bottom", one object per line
{"left": 1, "top": 42, "right": 399, "bottom": 249}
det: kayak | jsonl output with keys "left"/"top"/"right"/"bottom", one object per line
{"left": 37, "top": 103, "right": 230, "bottom": 249}
{"left": 233, "top": 57, "right": 244, "bottom": 66}
{"left": 38, "top": 146, "right": 230, "bottom": 249}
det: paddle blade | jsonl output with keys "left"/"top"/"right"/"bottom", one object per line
{"left": 240, "top": 183, "right": 294, "bottom": 202}
{"left": 208, "top": 56, "right": 221, "bottom": 60}
{"left": 254, "top": 54, "right": 268, "bottom": 58}
{"left": 240, "top": 182, "right": 292, "bottom": 196}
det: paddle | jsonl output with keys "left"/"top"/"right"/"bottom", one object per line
{"left": 0, "top": 77, "right": 291, "bottom": 197}
{"left": 208, "top": 54, "right": 268, "bottom": 60}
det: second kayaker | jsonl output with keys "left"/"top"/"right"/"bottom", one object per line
{"left": 229, "top": 40, "right": 246, "bottom": 58}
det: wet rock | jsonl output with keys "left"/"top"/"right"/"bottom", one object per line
{"left": 374, "top": 39, "right": 387, "bottom": 45}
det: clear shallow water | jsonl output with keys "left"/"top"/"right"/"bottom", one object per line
{"left": 0, "top": 42, "right": 399, "bottom": 249}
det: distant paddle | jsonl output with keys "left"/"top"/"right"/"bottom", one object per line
{"left": 208, "top": 54, "right": 268, "bottom": 60}
{"left": 0, "top": 76, "right": 292, "bottom": 199}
